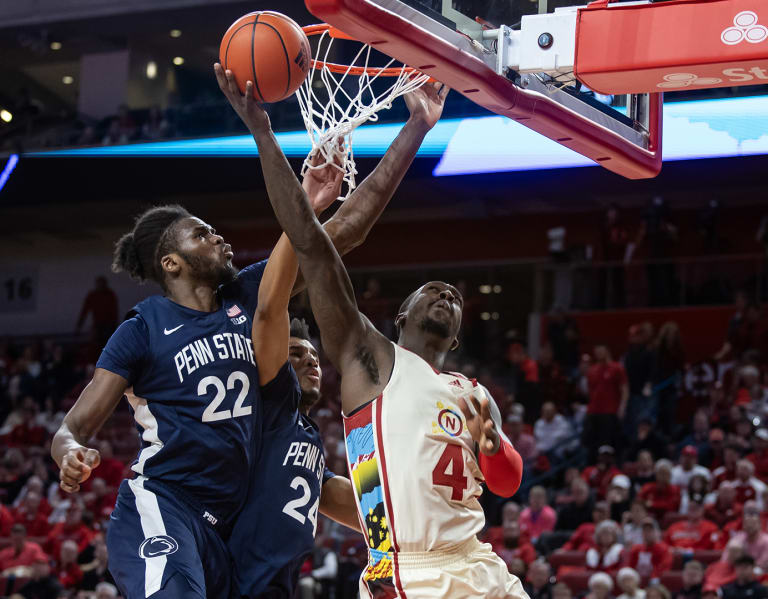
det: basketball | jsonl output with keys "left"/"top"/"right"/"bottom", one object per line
{"left": 219, "top": 11, "right": 311, "bottom": 103}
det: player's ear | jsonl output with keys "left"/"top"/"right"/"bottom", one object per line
{"left": 450, "top": 337, "right": 460, "bottom": 351}
{"left": 160, "top": 253, "right": 182, "bottom": 276}
{"left": 395, "top": 312, "right": 406, "bottom": 331}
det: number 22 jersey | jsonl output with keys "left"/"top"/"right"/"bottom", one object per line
{"left": 95, "top": 261, "right": 266, "bottom": 521}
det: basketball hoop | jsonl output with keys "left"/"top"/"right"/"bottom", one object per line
{"left": 297, "top": 23, "right": 430, "bottom": 199}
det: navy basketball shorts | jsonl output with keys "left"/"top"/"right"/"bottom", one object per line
{"left": 107, "top": 476, "right": 234, "bottom": 599}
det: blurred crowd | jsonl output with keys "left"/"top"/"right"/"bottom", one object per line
{"left": 2, "top": 273, "right": 768, "bottom": 599}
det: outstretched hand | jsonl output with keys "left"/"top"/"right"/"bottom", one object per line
{"left": 302, "top": 146, "right": 344, "bottom": 214}
{"left": 214, "top": 63, "right": 270, "bottom": 135}
{"left": 457, "top": 390, "right": 501, "bottom": 456}
{"left": 404, "top": 80, "right": 449, "bottom": 130}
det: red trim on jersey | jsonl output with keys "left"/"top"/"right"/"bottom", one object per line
{"left": 375, "top": 395, "right": 407, "bottom": 599}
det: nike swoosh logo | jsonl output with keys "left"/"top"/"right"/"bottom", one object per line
{"left": 164, "top": 325, "right": 184, "bottom": 335}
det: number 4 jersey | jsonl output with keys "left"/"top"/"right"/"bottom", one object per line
{"left": 343, "top": 343, "right": 487, "bottom": 592}
{"left": 95, "top": 261, "right": 266, "bottom": 522}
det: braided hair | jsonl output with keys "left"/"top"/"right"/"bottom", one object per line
{"left": 112, "top": 205, "right": 191, "bottom": 288}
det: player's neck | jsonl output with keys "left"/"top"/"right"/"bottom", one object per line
{"left": 166, "top": 281, "right": 219, "bottom": 312}
{"left": 399, "top": 332, "right": 449, "bottom": 371}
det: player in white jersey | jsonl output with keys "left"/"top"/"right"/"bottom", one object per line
{"left": 239, "top": 76, "right": 529, "bottom": 598}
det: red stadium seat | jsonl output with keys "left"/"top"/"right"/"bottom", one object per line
{"left": 661, "top": 571, "right": 684, "bottom": 593}
{"left": 549, "top": 550, "right": 587, "bottom": 570}
{"left": 557, "top": 570, "right": 594, "bottom": 594}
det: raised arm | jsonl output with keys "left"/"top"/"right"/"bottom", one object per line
{"left": 215, "top": 64, "right": 393, "bottom": 411}
{"left": 252, "top": 156, "right": 342, "bottom": 384}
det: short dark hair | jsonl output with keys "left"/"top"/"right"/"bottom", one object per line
{"left": 112, "top": 204, "right": 191, "bottom": 287}
{"left": 735, "top": 555, "right": 755, "bottom": 567}
{"left": 289, "top": 317, "right": 311, "bottom": 341}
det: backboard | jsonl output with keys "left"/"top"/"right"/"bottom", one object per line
{"left": 304, "top": 0, "right": 663, "bottom": 179}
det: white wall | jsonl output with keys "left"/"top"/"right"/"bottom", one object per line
{"left": 0, "top": 230, "right": 161, "bottom": 336}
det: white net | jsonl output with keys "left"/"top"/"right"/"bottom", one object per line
{"left": 295, "top": 26, "right": 430, "bottom": 199}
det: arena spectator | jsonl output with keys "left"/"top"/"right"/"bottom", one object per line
{"left": 631, "top": 450, "right": 658, "bottom": 492}
{"left": 714, "top": 446, "right": 742, "bottom": 488}
{"left": 652, "top": 321, "right": 685, "bottom": 437}
{"left": 586, "top": 572, "right": 614, "bottom": 599}
{"left": 82, "top": 478, "right": 117, "bottom": 519}
{"left": 553, "top": 582, "right": 574, "bottom": 599}
{"left": 627, "top": 420, "right": 669, "bottom": 462}
{"left": 607, "top": 475, "right": 632, "bottom": 522}
{"left": 704, "top": 541, "right": 742, "bottom": 590}
{"left": 704, "top": 483, "right": 742, "bottom": 529}
{"left": 45, "top": 501, "right": 94, "bottom": 557}
{"left": 562, "top": 501, "right": 610, "bottom": 551}
{"left": 663, "top": 500, "right": 720, "bottom": 551}
{"left": 12, "top": 490, "right": 51, "bottom": 536}
{"left": 547, "top": 308, "right": 581, "bottom": 376}
{"left": 707, "top": 428, "right": 726, "bottom": 470}
{"left": 623, "top": 324, "right": 655, "bottom": 438}
{"left": 556, "top": 478, "right": 594, "bottom": 531}
{"left": 489, "top": 517, "right": 538, "bottom": 567}
{"left": 646, "top": 585, "right": 672, "bottom": 599}
{"left": 679, "top": 473, "right": 711, "bottom": 514}
{"left": 584, "top": 346, "right": 628, "bottom": 460}
{"left": 537, "top": 346, "right": 570, "bottom": 415}
{"left": 748, "top": 429, "right": 768, "bottom": 482}
{"left": 674, "top": 560, "right": 704, "bottom": 599}
{"left": 92, "top": 440, "right": 124, "bottom": 490}
{"left": 622, "top": 500, "right": 649, "bottom": 547}
{"left": 583, "top": 446, "right": 622, "bottom": 499}
{"left": 80, "top": 538, "right": 115, "bottom": 590}
{"left": 54, "top": 539, "right": 83, "bottom": 588}
{"left": 525, "top": 560, "right": 554, "bottom": 599}
{"left": 721, "top": 555, "right": 768, "bottom": 599}
{"left": 616, "top": 567, "right": 645, "bottom": 599}
{"left": 586, "top": 520, "right": 624, "bottom": 573}
{"left": 95, "top": 581, "right": 119, "bottom": 599}
{"left": 14, "top": 554, "right": 62, "bottom": 599}
{"left": 0, "top": 523, "right": 47, "bottom": 573}
{"left": 733, "top": 459, "right": 767, "bottom": 509}
{"left": 520, "top": 486, "right": 557, "bottom": 541}
{"left": 730, "top": 503, "right": 768, "bottom": 569}
{"left": 507, "top": 413, "right": 539, "bottom": 463}
{"left": 677, "top": 411, "right": 715, "bottom": 464}
{"left": 534, "top": 402, "right": 573, "bottom": 456}
{"left": 671, "top": 446, "right": 711, "bottom": 488}
{"left": 639, "top": 459, "right": 681, "bottom": 519}
{"left": 626, "top": 518, "right": 674, "bottom": 579}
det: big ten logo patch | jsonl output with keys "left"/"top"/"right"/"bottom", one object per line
{"left": 432, "top": 401, "right": 464, "bottom": 437}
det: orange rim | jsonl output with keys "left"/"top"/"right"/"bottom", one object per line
{"left": 302, "top": 23, "right": 421, "bottom": 77}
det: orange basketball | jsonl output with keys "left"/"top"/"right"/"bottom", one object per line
{"left": 219, "top": 11, "right": 311, "bottom": 103}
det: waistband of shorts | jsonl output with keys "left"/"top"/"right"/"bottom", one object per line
{"left": 376, "top": 537, "right": 482, "bottom": 570}
{"left": 133, "top": 476, "right": 233, "bottom": 541}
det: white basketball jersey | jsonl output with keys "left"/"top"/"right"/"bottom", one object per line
{"left": 343, "top": 343, "right": 487, "bottom": 589}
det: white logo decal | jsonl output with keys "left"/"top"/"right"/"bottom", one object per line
{"left": 164, "top": 324, "right": 184, "bottom": 335}
{"left": 722, "top": 11, "right": 767, "bottom": 45}
{"left": 138, "top": 535, "right": 179, "bottom": 558}
{"left": 657, "top": 73, "right": 723, "bottom": 89}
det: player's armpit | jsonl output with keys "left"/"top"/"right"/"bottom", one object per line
{"left": 319, "top": 476, "right": 361, "bottom": 532}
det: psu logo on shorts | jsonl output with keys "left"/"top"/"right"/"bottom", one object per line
{"left": 139, "top": 535, "right": 179, "bottom": 559}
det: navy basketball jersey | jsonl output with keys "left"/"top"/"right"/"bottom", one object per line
{"left": 96, "top": 261, "right": 266, "bottom": 521}
{"left": 230, "top": 362, "right": 334, "bottom": 598}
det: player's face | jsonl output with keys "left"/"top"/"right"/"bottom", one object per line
{"left": 289, "top": 337, "right": 322, "bottom": 403}
{"left": 174, "top": 217, "right": 238, "bottom": 285}
{"left": 406, "top": 281, "right": 463, "bottom": 339}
